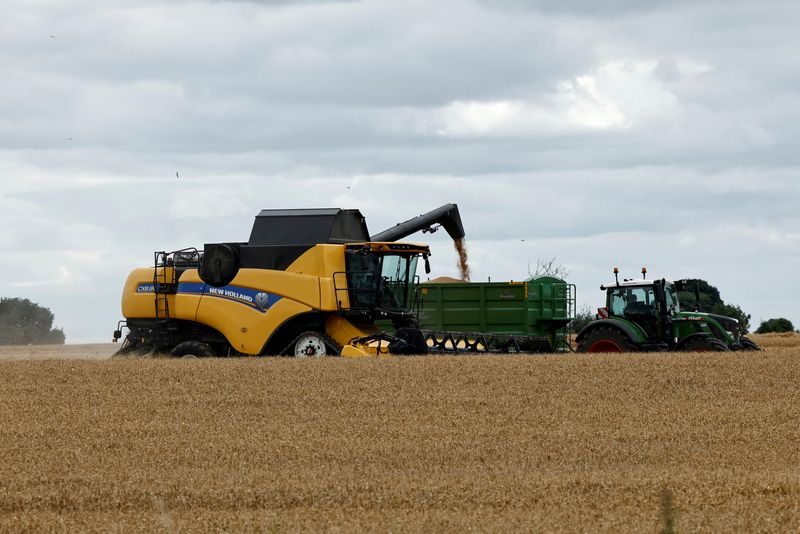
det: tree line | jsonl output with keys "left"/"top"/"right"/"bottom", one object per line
{"left": 0, "top": 298, "right": 65, "bottom": 345}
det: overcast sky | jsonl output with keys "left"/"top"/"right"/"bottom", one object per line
{"left": 1, "top": 0, "right": 798, "bottom": 342}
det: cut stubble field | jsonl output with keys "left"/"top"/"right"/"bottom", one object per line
{"left": 1, "top": 334, "right": 799, "bottom": 532}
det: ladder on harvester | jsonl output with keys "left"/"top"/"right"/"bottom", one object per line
{"left": 153, "top": 251, "right": 176, "bottom": 348}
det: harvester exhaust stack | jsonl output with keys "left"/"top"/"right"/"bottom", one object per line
{"left": 370, "top": 203, "right": 465, "bottom": 243}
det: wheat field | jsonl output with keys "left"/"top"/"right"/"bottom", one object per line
{"left": 0, "top": 334, "right": 798, "bottom": 532}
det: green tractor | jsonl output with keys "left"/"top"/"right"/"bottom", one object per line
{"left": 576, "top": 268, "right": 761, "bottom": 353}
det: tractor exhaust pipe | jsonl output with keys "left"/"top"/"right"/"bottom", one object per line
{"left": 370, "top": 203, "right": 465, "bottom": 243}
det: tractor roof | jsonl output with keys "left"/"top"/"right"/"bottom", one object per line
{"left": 601, "top": 279, "right": 675, "bottom": 290}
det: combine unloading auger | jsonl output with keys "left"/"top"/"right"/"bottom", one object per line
{"left": 370, "top": 203, "right": 465, "bottom": 243}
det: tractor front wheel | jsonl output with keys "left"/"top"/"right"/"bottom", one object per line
{"left": 680, "top": 336, "right": 729, "bottom": 352}
{"left": 738, "top": 336, "right": 762, "bottom": 351}
{"left": 577, "top": 326, "right": 637, "bottom": 353}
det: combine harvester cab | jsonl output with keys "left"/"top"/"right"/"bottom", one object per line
{"left": 114, "top": 205, "right": 465, "bottom": 358}
{"left": 575, "top": 269, "right": 761, "bottom": 353}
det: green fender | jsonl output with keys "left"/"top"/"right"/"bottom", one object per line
{"left": 675, "top": 332, "right": 721, "bottom": 351}
{"left": 576, "top": 318, "right": 650, "bottom": 345}
{"left": 674, "top": 312, "right": 739, "bottom": 345}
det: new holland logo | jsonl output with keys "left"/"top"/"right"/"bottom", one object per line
{"left": 254, "top": 292, "right": 271, "bottom": 310}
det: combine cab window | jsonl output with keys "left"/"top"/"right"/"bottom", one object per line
{"left": 380, "top": 254, "right": 418, "bottom": 310}
{"left": 346, "top": 252, "right": 419, "bottom": 312}
{"left": 608, "top": 286, "right": 657, "bottom": 317}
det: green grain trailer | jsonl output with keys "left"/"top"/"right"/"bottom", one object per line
{"left": 418, "top": 276, "right": 576, "bottom": 352}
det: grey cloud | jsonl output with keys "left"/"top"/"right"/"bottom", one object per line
{"left": 207, "top": 0, "right": 359, "bottom": 4}
{"left": 479, "top": 0, "right": 707, "bottom": 16}
{"left": 1, "top": 0, "right": 799, "bottom": 340}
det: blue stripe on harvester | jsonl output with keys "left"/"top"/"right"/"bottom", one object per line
{"left": 176, "top": 282, "right": 282, "bottom": 313}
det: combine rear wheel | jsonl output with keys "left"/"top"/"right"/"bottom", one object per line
{"left": 170, "top": 341, "right": 216, "bottom": 358}
{"left": 577, "top": 326, "right": 637, "bottom": 353}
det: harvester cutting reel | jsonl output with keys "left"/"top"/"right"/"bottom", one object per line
{"left": 348, "top": 328, "right": 429, "bottom": 356}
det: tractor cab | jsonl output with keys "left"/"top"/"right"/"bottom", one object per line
{"left": 577, "top": 268, "right": 761, "bottom": 353}
{"left": 602, "top": 278, "right": 676, "bottom": 341}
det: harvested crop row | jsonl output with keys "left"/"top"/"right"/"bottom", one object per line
{"left": 0, "top": 346, "right": 799, "bottom": 532}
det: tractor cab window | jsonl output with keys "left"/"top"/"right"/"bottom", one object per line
{"left": 608, "top": 286, "right": 657, "bottom": 317}
{"left": 346, "top": 251, "right": 419, "bottom": 312}
{"left": 664, "top": 283, "right": 680, "bottom": 315}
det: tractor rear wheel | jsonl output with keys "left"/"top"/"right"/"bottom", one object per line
{"left": 577, "top": 326, "right": 637, "bottom": 353}
{"left": 170, "top": 340, "right": 216, "bottom": 358}
{"left": 680, "top": 336, "right": 729, "bottom": 352}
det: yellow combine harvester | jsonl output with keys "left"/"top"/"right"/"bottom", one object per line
{"left": 113, "top": 204, "right": 464, "bottom": 357}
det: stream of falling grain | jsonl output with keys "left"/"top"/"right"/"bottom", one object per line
{"left": 454, "top": 238, "right": 471, "bottom": 282}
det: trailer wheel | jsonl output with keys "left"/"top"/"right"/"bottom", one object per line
{"left": 680, "top": 336, "right": 729, "bottom": 352}
{"left": 577, "top": 326, "right": 637, "bottom": 353}
{"left": 291, "top": 332, "right": 340, "bottom": 357}
{"left": 170, "top": 340, "right": 216, "bottom": 358}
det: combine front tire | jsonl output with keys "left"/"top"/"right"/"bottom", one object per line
{"left": 291, "top": 332, "right": 341, "bottom": 357}
{"left": 577, "top": 326, "right": 637, "bottom": 353}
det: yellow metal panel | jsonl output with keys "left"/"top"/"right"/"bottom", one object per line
{"left": 353, "top": 242, "right": 430, "bottom": 253}
{"left": 122, "top": 267, "right": 203, "bottom": 320}
{"left": 120, "top": 268, "right": 160, "bottom": 318}
{"left": 287, "top": 244, "right": 345, "bottom": 277}
{"left": 325, "top": 315, "right": 378, "bottom": 349}
{"left": 191, "top": 267, "right": 322, "bottom": 355}
{"left": 341, "top": 345, "right": 371, "bottom": 358}
{"left": 173, "top": 269, "right": 203, "bottom": 321}
{"left": 287, "top": 244, "right": 348, "bottom": 310}
{"left": 233, "top": 269, "right": 321, "bottom": 309}
{"left": 196, "top": 294, "right": 312, "bottom": 355}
